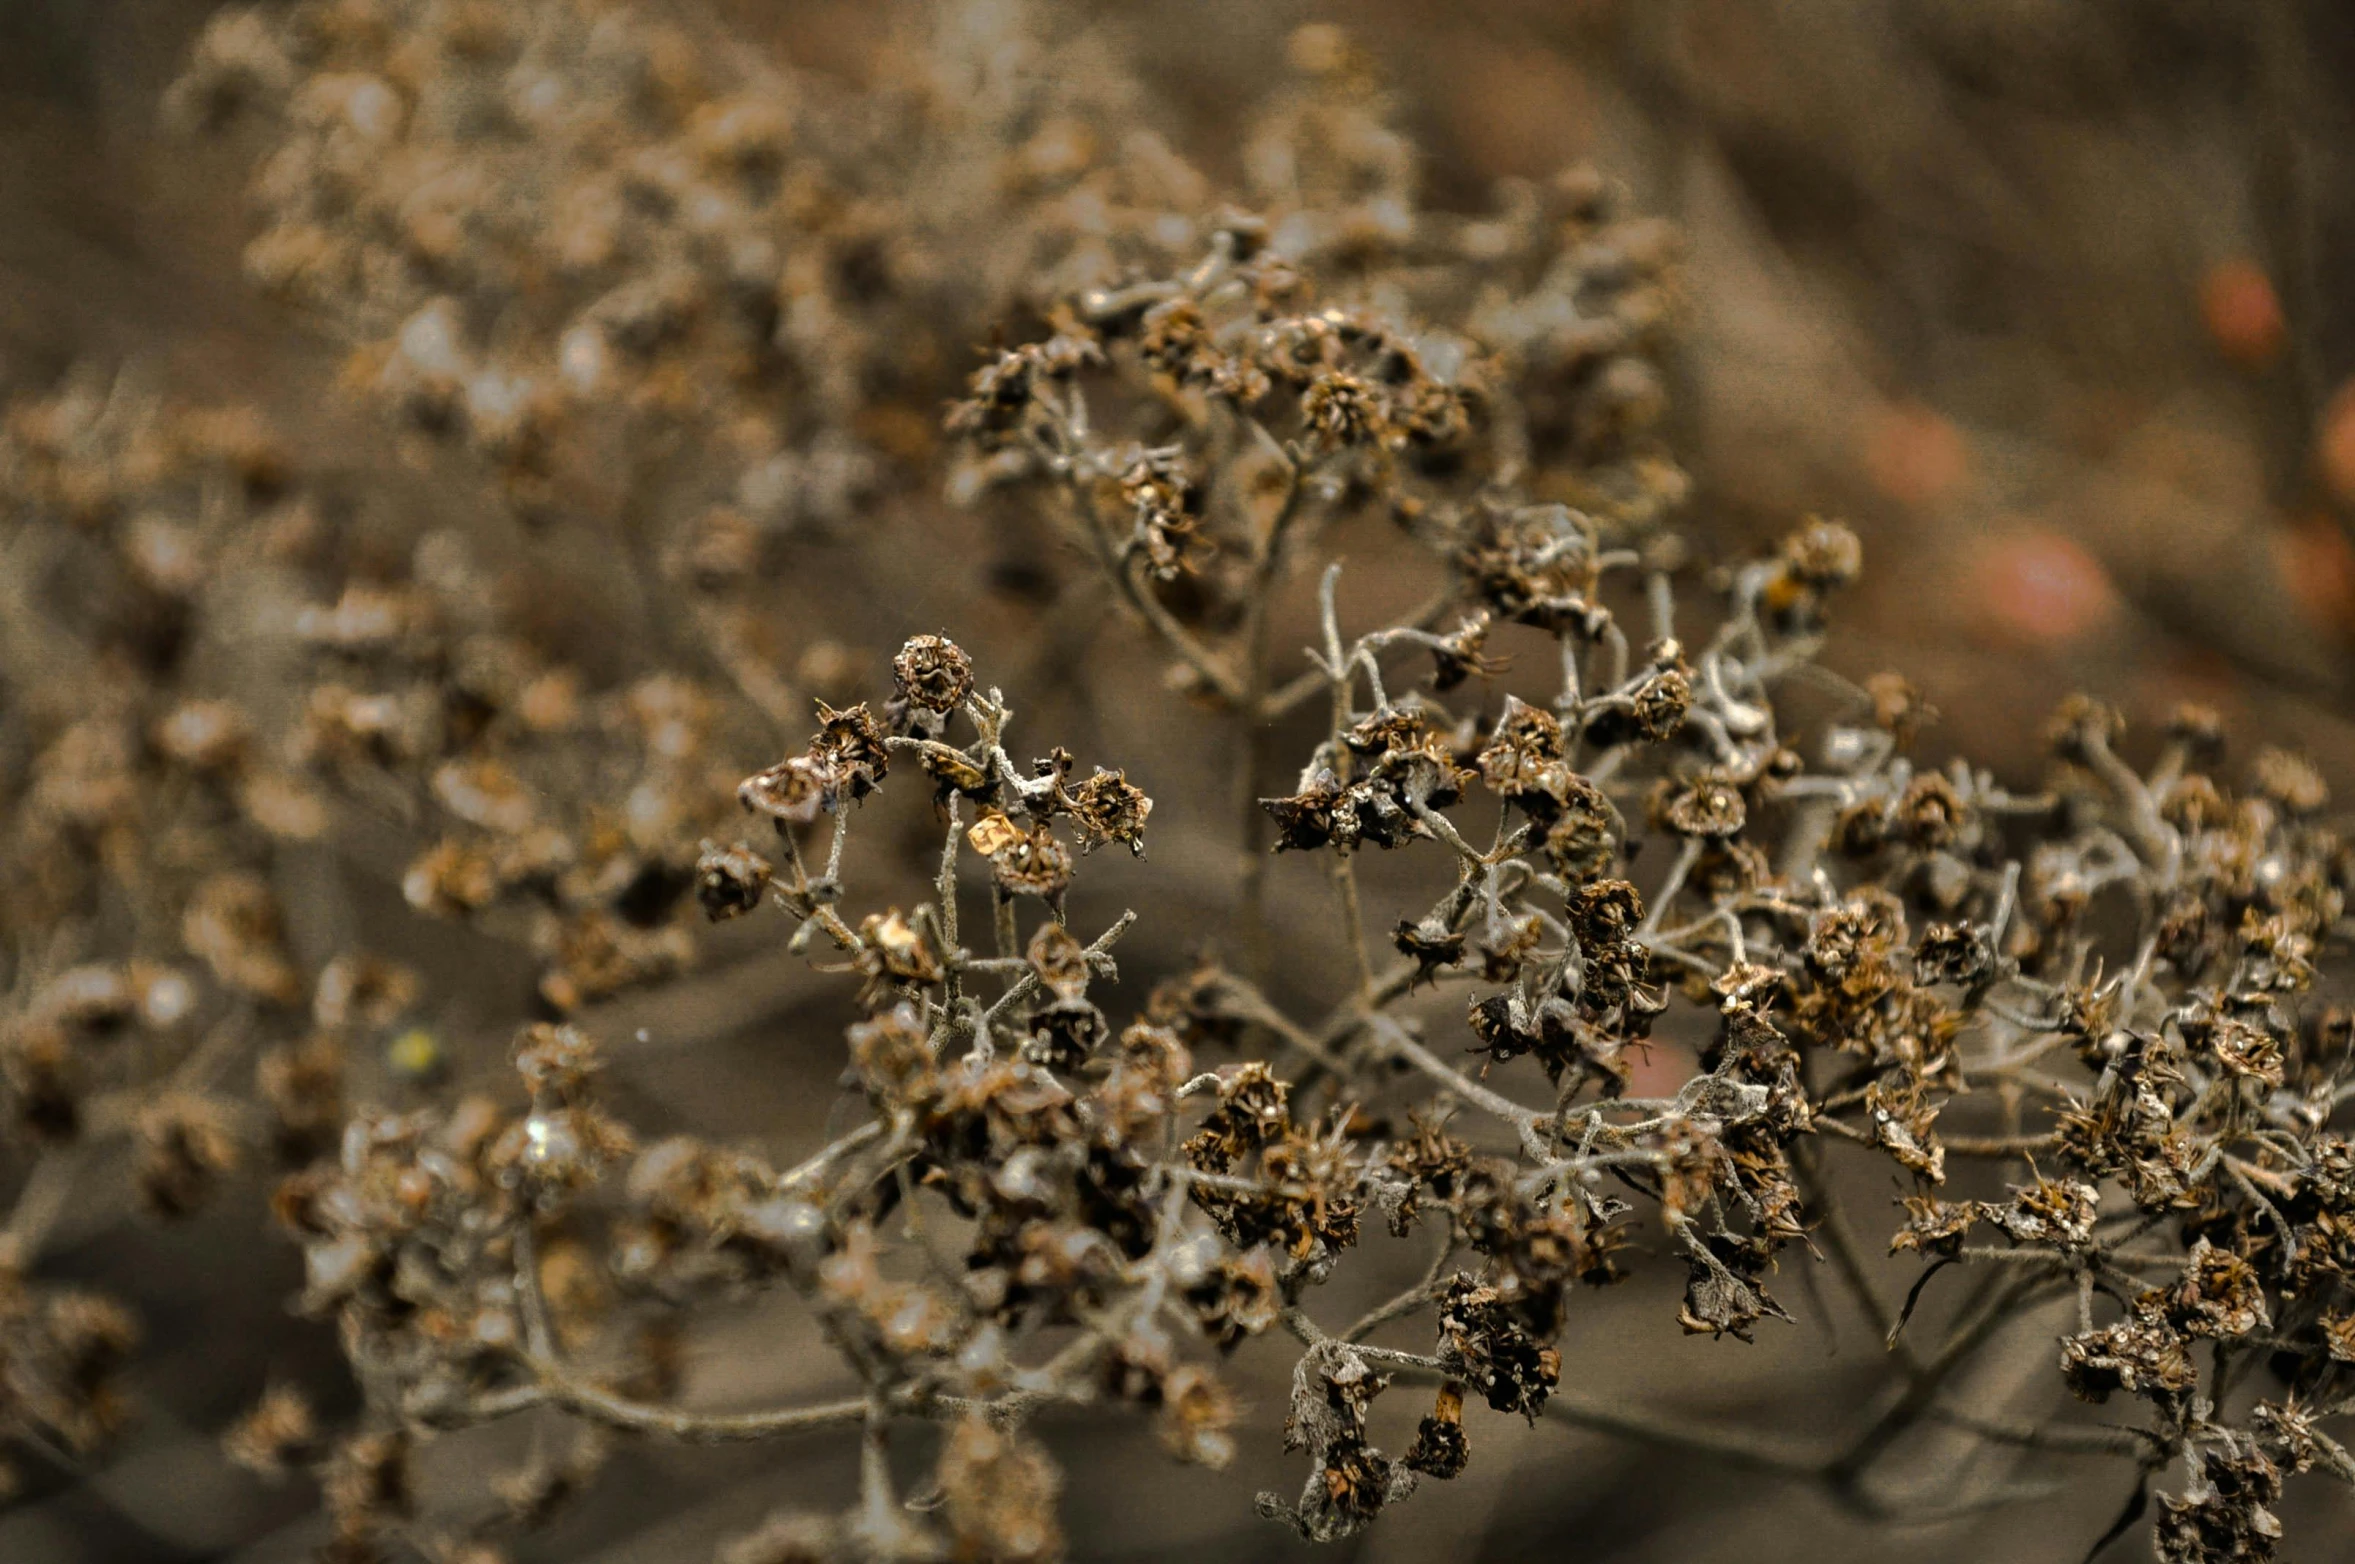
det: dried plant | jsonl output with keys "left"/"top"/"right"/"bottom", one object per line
{"left": 0, "top": 5, "right": 2350, "bottom": 1563}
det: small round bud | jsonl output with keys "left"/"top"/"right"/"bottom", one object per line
{"left": 2163, "top": 702, "right": 2227, "bottom": 763}
{"left": 2250, "top": 746, "right": 2328, "bottom": 815}
{"left": 1780, "top": 516, "right": 1863, "bottom": 589}
{"left": 2044, "top": 694, "right": 2124, "bottom": 763}
{"left": 892, "top": 634, "right": 974, "bottom": 713}
{"left": 694, "top": 839, "right": 772, "bottom": 921}
{"left": 1658, "top": 775, "right": 1747, "bottom": 839}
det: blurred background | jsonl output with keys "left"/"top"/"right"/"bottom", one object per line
{"left": 5, "top": 1, "right": 2355, "bottom": 1559}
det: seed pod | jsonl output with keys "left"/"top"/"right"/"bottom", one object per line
{"left": 694, "top": 839, "right": 772, "bottom": 920}
{"left": 891, "top": 634, "right": 974, "bottom": 713}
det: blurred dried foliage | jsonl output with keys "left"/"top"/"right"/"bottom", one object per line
{"left": 6, "top": 3, "right": 2355, "bottom": 1563}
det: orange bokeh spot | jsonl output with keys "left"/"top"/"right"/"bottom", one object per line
{"left": 1863, "top": 402, "right": 1968, "bottom": 509}
{"left": 1625, "top": 1038, "right": 1693, "bottom": 1099}
{"left": 2319, "top": 381, "right": 2355, "bottom": 507}
{"left": 2200, "top": 259, "right": 2286, "bottom": 370}
{"left": 2275, "top": 512, "right": 2355, "bottom": 634}
{"left": 1972, "top": 530, "right": 2119, "bottom": 646}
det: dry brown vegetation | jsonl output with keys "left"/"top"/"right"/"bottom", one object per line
{"left": 7, "top": 3, "right": 2355, "bottom": 1562}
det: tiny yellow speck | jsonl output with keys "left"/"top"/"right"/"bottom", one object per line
{"left": 388, "top": 1027, "right": 443, "bottom": 1079}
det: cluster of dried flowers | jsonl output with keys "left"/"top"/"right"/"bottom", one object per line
{"left": 0, "top": 357, "right": 768, "bottom": 1515}
{"left": 0, "top": 3, "right": 2348, "bottom": 1561}
{"left": 0, "top": 370, "right": 325, "bottom": 1496}
{"left": 927, "top": 224, "right": 2355, "bottom": 1552}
